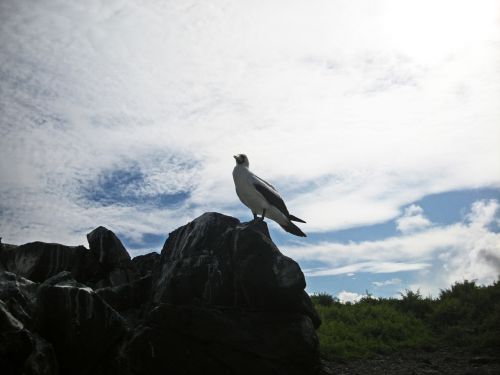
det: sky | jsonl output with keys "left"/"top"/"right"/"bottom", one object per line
{"left": 1, "top": 0, "right": 499, "bottom": 301}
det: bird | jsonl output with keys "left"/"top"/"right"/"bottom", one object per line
{"left": 232, "top": 154, "right": 306, "bottom": 237}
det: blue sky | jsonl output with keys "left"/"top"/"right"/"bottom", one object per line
{"left": 1, "top": 0, "right": 499, "bottom": 301}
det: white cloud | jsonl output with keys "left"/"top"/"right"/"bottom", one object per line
{"left": 396, "top": 204, "right": 432, "bottom": 233}
{"left": 306, "top": 262, "right": 430, "bottom": 276}
{"left": 0, "top": 0, "right": 499, "bottom": 246}
{"left": 337, "top": 290, "right": 364, "bottom": 304}
{"left": 467, "top": 199, "right": 500, "bottom": 228}
{"left": 285, "top": 200, "right": 500, "bottom": 297}
{"left": 372, "top": 278, "right": 401, "bottom": 287}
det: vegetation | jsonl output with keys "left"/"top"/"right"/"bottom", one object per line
{"left": 311, "top": 280, "right": 500, "bottom": 360}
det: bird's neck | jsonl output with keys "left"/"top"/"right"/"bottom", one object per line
{"left": 233, "top": 165, "right": 250, "bottom": 177}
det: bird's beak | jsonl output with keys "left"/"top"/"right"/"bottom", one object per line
{"left": 233, "top": 155, "right": 238, "bottom": 160}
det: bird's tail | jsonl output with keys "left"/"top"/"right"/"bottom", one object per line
{"left": 280, "top": 221, "right": 307, "bottom": 237}
{"left": 288, "top": 214, "right": 306, "bottom": 223}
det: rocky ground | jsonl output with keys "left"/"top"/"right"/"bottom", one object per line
{"left": 321, "top": 348, "right": 500, "bottom": 375}
{"left": 0, "top": 212, "right": 321, "bottom": 375}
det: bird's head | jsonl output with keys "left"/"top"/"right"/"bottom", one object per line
{"left": 233, "top": 154, "right": 249, "bottom": 167}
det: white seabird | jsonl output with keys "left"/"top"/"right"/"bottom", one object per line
{"left": 232, "top": 154, "right": 306, "bottom": 237}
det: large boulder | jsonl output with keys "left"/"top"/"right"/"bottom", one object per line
{"left": 152, "top": 212, "right": 320, "bottom": 327}
{"left": 87, "top": 227, "right": 138, "bottom": 287}
{"left": 0, "top": 273, "right": 58, "bottom": 375}
{"left": 152, "top": 213, "right": 239, "bottom": 307}
{"left": 0, "top": 300, "right": 58, "bottom": 375}
{"left": 131, "top": 252, "right": 160, "bottom": 277}
{"left": 96, "top": 275, "right": 152, "bottom": 323}
{"left": 117, "top": 303, "right": 319, "bottom": 375}
{"left": 0, "top": 242, "right": 104, "bottom": 284}
{"left": 130, "top": 212, "right": 322, "bottom": 375}
{"left": 0, "top": 272, "right": 39, "bottom": 329}
{"left": 0, "top": 227, "right": 139, "bottom": 288}
{"left": 36, "top": 272, "right": 127, "bottom": 375}
{"left": 0, "top": 242, "right": 18, "bottom": 271}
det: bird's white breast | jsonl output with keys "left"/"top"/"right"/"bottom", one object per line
{"left": 232, "top": 166, "right": 269, "bottom": 213}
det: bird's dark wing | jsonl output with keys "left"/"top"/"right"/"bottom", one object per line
{"left": 288, "top": 214, "right": 306, "bottom": 223}
{"left": 254, "top": 183, "right": 290, "bottom": 216}
{"left": 254, "top": 175, "right": 278, "bottom": 191}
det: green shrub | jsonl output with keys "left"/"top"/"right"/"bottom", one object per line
{"left": 311, "top": 292, "right": 338, "bottom": 307}
{"left": 314, "top": 301, "right": 434, "bottom": 360}
{"left": 313, "top": 279, "right": 500, "bottom": 360}
{"left": 397, "top": 289, "right": 434, "bottom": 320}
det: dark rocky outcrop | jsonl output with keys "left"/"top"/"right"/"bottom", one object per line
{"left": 0, "top": 213, "right": 321, "bottom": 375}
{"left": 0, "top": 242, "right": 18, "bottom": 272}
{"left": 36, "top": 272, "right": 127, "bottom": 375}
{"left": 117, "top": 304, "right": 318, "bottom": 375}
{"left": 0, "top": 272, "right": 39, "bottom": 329}
{"left": 96, "top": 275, "right": 152, "bottom": 323}
{"left": 0, "top": 306, "right": 58, "bottom": 375}
{"left": 152, "top": 213, "right": 320, "bottom": 327}
{"left": 87, "top": 226, "right": 138, "bottom": 287}
{"left": 131, "top": 252, "right": 160, "bottom": 277}
{"left": 0, "top": 227, "right": 140, "bottom": 289}
{"left": 0, "top": 242, "right": 104, "bottom": 285}
{"left": 0, "top": 273, "right": 58, "bottom": 375}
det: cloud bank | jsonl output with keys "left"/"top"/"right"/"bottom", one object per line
{"left": 0, "top": 0, "right": 499, "bottom": 262}
{"left": 284, "top": 199, "right": 500, "bottom": 296}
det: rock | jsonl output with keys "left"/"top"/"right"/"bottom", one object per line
{"left": 0, "top": 227, "right": 140, "bottom": 288}
{"left": 130, "top": 212, "right": 322, "bottom": 374}
{"left": 96, "top": 275, "right": 152, "bottom": 323}
{"left": 152, "top": 212, "right": 320, "bottom": 327}
{"left": 87, "top": 227, "right": 138, "bottom": 287}
{"left": 22, "top": 333, "right": 59, "bottom": 375}
{"left": 131, "top": 252, "right": 160, "bottom": 277}
{"left": 0, "top": 299, "right": 24, "bottom": 332}
{"left": 36, "top": 273, "right": 127, "bottom": 375}
{"left": 117, "top": 304, "right": 319, "bottom": 375}
{"left": 0, "top": 243, "right": 18, "bottom": 271}
{"left": 1, "top": 242, "right": 104, "bottom": 284}
{"left": 152, "top": 212, "right": 239, "bottom": 307}
{"left": 232, "top": 220, "right": 319, "bottom": 326}
{"left": 0, "top": 300, "right": 58, "bottom": 375}
{"left": 0, "top": 212, "right": 322, "bottom": 375}
{"left": 0, "top": 227, "right": 142, "bottom": 288}
{"left": 0, "top": 327, "right": 58, "bottom": 375}
{"left": 86, "top": 226, "right": 131, "bottom": 269}
{"left": 0, "top": 272, "right": 39, "bottom": 329}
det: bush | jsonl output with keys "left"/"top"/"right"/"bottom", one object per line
{"left": 313, "top": 279, "right": 500, "bottom": 360}
{"left": 397, "top": 289, "right": 434, "bottom": 320}
{"left": 314, "top": 301, "right": 434, "bottom": 360}
{"left": 311, "top": 292, "right": 338, "bottom": 307}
